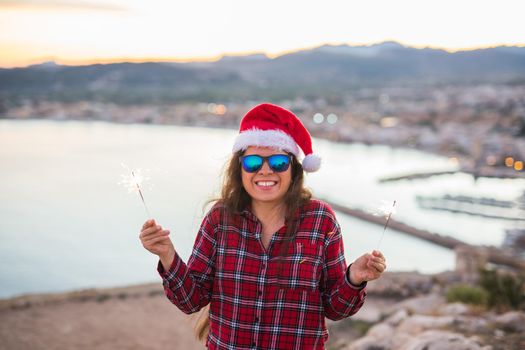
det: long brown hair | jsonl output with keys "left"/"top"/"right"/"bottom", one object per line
{"left": 195, "top": 150, "right": 312, "bottom": 341}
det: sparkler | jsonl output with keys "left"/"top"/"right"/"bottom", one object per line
{"left": 118, "top": 164, "right": 152, "bottom": 218}
{"left": 131, "top": 170, "right": 151, "bottom": 218}
{"left": 374, "top": 200, "right": 397, "bottom": 250}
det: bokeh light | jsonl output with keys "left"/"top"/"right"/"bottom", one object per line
{"left": 313, "top": 113, "right": 324, "bottom": 124}
{"left": 327, "top": 113, "right": 338, "bottom": 124}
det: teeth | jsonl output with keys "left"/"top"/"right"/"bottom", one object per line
{"left": 256, "top": 181, "right": 276, "bottom": 187}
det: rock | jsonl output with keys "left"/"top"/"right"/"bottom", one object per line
{"left": 493, "top": 329, "right": 505, "bottom": 338}
{"left": 438, "top": 302, "right": 469, "bottom": 316}
{"left": 390, "top": 332, "right": 414, "bottom": 350}
{"left": 468, "top": 334, "right": 483, "bottom": 342}
{"left": 367, "top": 323, "right": 395, "bottom": 338}
{"left": 366, "top": 272, "right": 436, "bottom": 298}
{"left": 352, "top": 296, "right": 391, "bottom": 323}
{"left": 453, "top": 316, "right": 490, "bottom": 334}
{"left": 344, "top": 335, "right": 390, "bottom": 350}
{"left": 389, "top": 294, "right": 445, "bottom": 315}
{"left": 397, "top": 315, "right": 454, "bottom": 335}
{"left": 344, "top": 323, "right": 396, "bottom": 349}
{"left": 384, "top": 309, "right": 409, "bottom": 327}
{"left": 494, "top": 311, "right": 525, "bottom": 333}
{"left": 455, "top": 245, "right": 488, "bottom": 279}
{"left": 403, "top": 330, "right": 488, "bottom": 350}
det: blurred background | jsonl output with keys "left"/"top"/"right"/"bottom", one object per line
{"left": 1, "top": 1, "right": 525, "bottom": 348}
{"left": 0, "top": 0, "right": 525, "bottom": 350}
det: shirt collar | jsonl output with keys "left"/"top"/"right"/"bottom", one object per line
{"left": 240, "top": 203, "right": 303, "bottom": 224}
{"left": 240, "top": 204, "right": 258, "bottom": 222}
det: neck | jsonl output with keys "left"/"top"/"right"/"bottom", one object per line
{"left": 251, "top": 200, "right": 287, "bottom": 224}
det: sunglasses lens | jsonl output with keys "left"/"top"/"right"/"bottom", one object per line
{"left": 268, "top": 155, "right": 290, "bottom": 172}
{"left": 242, "top": 155, "right": 263, "bottom": 172}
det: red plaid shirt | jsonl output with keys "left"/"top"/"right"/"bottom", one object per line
{"left": 158, "top": 199, "right": 366, "bottom": 349}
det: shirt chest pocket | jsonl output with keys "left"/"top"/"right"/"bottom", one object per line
{"left": 274, "top": 241, "right": 323, "bottom": 291}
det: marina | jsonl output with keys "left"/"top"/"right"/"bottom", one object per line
{"left": 416, "top": 193, "right": 525, "bottom": 221}
{"left": 325, "top": 199, "right": 525, "bottom": 271}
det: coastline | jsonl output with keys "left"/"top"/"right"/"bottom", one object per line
{"left": 0, "top": 282, "right": 205, "bottom": 350}
{"left": 324, "top": 198, "right": 525, "bottom": 271}
{"left": 1, "top": 116, "right": 523, "bottom": 181}
{"left": 0, "top": 273, "right": 424, "bottom": 350}
{"left": 1, "top": 272, "right": 524, "bottom": 349}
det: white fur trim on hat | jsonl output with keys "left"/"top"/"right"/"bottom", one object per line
{"left": 232, "top": 129, "right": 300, "bottom": 155}
{"left": 302, "top": 154, "right": 321, "bottom": 172}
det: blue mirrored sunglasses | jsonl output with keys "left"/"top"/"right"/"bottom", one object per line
{"left": 240, "top": 154, "right": 292, "bottom": 173}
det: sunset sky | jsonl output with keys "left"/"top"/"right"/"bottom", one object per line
{"left": 1, "top": 0, "right": 524, "bottom": 67}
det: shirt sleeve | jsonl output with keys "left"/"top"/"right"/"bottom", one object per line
{"left": 321, "top": 219, "right": 367, "bottom": 321}
{"left": 157, "top": 209, "right": 217, "bottom": 314}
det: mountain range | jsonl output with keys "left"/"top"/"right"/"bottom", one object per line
{"left": 1, "top": 41, "right": 524, "bottom": 104}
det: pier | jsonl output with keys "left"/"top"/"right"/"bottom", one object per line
{"left": 416, "top": 195, "right": 525, "bottom": 222}
{"left": 378, "top": 167, "right": 524, "bottom": 183}
{"left": 323, "top": 199, "right": 525, "bottom": 271}
{"left": 378, "top": 170, "right": 459, "bottom": 183}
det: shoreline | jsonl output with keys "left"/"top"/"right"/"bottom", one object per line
{"left": 2, "top": 272, "right": 524, "bottom": 349}
{"left": 0, "top": 269, "right": 429, "bottom": 304}
{"left": 0, "top": 281, "right": 206, "bottom": 350}
{"left": 0, "top": 282, "right": 163, "bottom": 308}
{"left": 0, "top": 272, "right": 435, "bottom": 350}
{"left": 2, "top": 116, "right": 523, "bottom": 181}
{"left": 324, "top": 199, "right": 525, "bottom": 271}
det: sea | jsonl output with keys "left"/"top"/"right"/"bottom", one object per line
{"left": 1, "top": 119, "right": 524, "bottom": 299}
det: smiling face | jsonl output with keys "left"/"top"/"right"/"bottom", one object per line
{"left": 241, "top": 146, "right": 293, "bottom": 207}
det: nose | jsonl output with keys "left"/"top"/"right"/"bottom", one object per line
{"left": 258, "top": 160, "right": 273, "bottom": 175}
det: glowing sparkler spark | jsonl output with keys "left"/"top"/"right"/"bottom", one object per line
{"left": 118, "top": 164, "right": 152, "bottom": 218}
{"left": 369, "top": 200, "right": 398, "bottom": 217}
{"left": 131, "top": 170, "right": 151, "bottom": 218}
{"left": 375, "top": 200, "right": 396, "bottom": 250}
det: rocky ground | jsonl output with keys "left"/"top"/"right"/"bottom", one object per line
{"left": 330, "top": 294, "right": 525, "bottom": 350}
{"left": 0, "top": 272, "right": 523, "bottom": 350}
{"left": 329, "top": 272, "right": 525, "bottom": 350}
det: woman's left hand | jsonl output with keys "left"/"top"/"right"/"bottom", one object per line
{"left": 348, "top": 250, "right": 386, "bottom": 285}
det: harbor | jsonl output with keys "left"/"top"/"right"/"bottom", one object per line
{"left": 324, "top": 199, "right": 525, "bottom": 271}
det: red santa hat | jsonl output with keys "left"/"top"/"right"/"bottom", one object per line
{"left": 232, "top": 103, "right": 321, "bottom": 172}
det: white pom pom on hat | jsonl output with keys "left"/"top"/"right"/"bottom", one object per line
{"left": 302, "top": 153, "right": 322, "bottom": 172}
{"left": 232, "top": 103, "right": 321, "bottom": 172}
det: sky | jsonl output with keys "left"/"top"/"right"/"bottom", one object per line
{"left": 1, "top": 0, "right": 524, "bottom": 67}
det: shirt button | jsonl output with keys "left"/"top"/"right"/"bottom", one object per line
{"left": 255, "top": 317, "right": 259, "bottom": 323}
{"left": 258, "top": 290, "right": 262, "bottom": 296}
{"left": 261, "top": 263, "right": 266, "bottom": 269}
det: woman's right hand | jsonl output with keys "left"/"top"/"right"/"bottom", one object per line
{"left": 139, "top": 219, "right": 176, "bottom": 270}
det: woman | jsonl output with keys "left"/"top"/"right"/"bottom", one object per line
{"left": 140, "top": 103, "right": 386, "bottom": 349}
